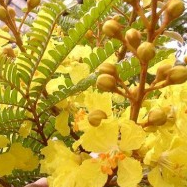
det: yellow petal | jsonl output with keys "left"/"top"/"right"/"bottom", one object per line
{"left": 0, "top": 29, "right": 11, "bottom": 47}
{"left": 80, "top": 119, "right": 118, "bottom": 152}
{"left": 84, "top": 89, "right": 112, "bottom": 116}
{"left": 117, "top": 157, "right": 143, "bottom": 187}
{"left": 148, "top": 53, "right": 175, "bottom": 75}
{"left": 9, "top": 143, "right": 39, "bottom": 171}
{"left": 119, "top": 120, "right": 146, "bottom": 152}
{"left": 148, "top": 166, "right": 173, "bottom": 187}
{"left": 55, "top": 110, "right": 70, "bottom": 136}
{"left": 48, "top": 160, "right": 79, "bottom": 187}
{"left": 0, "top": 152, "right": 15, "bottom": 176}
{"left": 40, "top": 140, "right": 79, "bottom": 174}
{"left": 69, "top": 62, "right": 90, "bottom": 84}
{"left": 46, "top": 76, "right": 66, "bottom": 94}
{"left": 18, "top": 120, "right": 32, "bottom": 138}
{"left": 0, "top": 135, "right": 10, "bottom": 148}
{"left": 76, "top": 159, "right": 107, "bottom": 187}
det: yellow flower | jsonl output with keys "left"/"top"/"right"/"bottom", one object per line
{"left": 18, "top": 120, "right": 32, "bottom": 138}
{"left": 0, "top": 135, "right": 10, "bottom": 148}
{"left": 0, "top": 152, "right": 15, "bottom": 176}
{"left": 9, "top": 143, "right": 39, "bottom": 171}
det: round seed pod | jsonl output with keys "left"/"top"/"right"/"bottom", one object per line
{"left": 98, "top": 63, "right": 118, "bottom": 78}
{"left": 88, "top": 110, "right": 107, "bottom": 127}
{"left": 27, "top": 0, "right": 41, "bottom": 11}
{"left": 0, "top": 6, "right": 7, "bottom": 22}
{"left": 137, "top": 42, "right": 155, "bottom": 63}
{"left": 102, "top": 19, "right": 123, "bottom": 40}
{"left": 166, "top": 66, "right": 187, "bottom": 85}
{"left": 148, "top": 108, "right": 167, "bottom": 126}
{"left": 96, "top": 74, "right": 117, "bottom": 92}
{"left": 125, "top": 28, "right": 141, "bottom": 49}
{"left": 154, "top": 64, "right": 172, "bottom": 83}
{"left": 165, "top": 0, "right": 185, "bottom": 21}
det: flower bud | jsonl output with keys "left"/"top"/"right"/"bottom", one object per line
{"left": 2, "top": 47, "right": 16, "bottom": 58}
{"left": 98, "top": 63, "right": 118, "bottom": 78}
{"left": 148, "top": 108, "right": 167, "bottom": 126}
{"left": 88, "top": 110, "right": 107, "bottom": 127}
{"left": 137, "top": 42, "right": 155, "bottom": 63}
{"left": 0, "top": 6, "right": 7, "bottom": 22}
{"left": 166, "top": 66, "right": 187, "bottom": 85}
{"left": 154, "top": 64, "right": 172, "bottom": 83}
{"left": 27, "top": 0, "right": 41, "bottom": 11}
{"left": 130, "top": 86, "right": 139, "bottom": 100}
{"left": 85, "top": 30, "right": 94, "bottom": 40}
{"left": 7, "top": 6, "right": 16, "bottom": 18}
{"left": 125, "top": 28, "right": 141, "bottom": 49}
{"left": 96, "top": 74, "right": 117, "bottom": 92}
{"left": 102, "top": 19, "right": 123, "bottom": 40}
{"left": 165, "top": 0, "right": 184, "bottom": 21}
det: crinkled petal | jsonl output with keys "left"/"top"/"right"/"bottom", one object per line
{"left": 84, "top": 90, "right": 112, "bottom": 116}
{"left": 148, "top": 166, "right": 173, "bottom": 187}
{"left": 80, "top": 119, "right": 118, "bottom": 152}
{"left": 0, "top": 135, "right": 10, "bottom": 148}
{"left": 119, "top": 120, "right": 146, "bottom": 152}
{"left": 0, "top": 152, "right": 15, "bottom": 176}
{"left": 117, "top": 157, "right": 143, "bottom": 187}
{"left": 55, "top": 110, "right": 70, "bottom": 136}
{"left": 40, "top": 140, "right": 79, "bottom": 174}
{"left": 76, "top": 159, "right": 108, "bottom": 187}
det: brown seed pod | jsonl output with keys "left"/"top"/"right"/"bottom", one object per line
{"left": 166, "top": 66, "right": 187, "bottom": 85}
{"left": 0, "top": 6, "right": 7, "bottom": 22}
{"left": 27, "top": 0, "right": 41, "bottom": 11}
{"left": 102, "top": 19, "right": 123, "bottom": 40}
{"left": 148, "top": 108, "right": 167, "bottom": 126}
{"left": 88, "top": 110, "right": 107, "bottom": 127}
{"left": 98, "top": 63, "right": 118, "bottom": 78}
{"left": 154, "top": 64, "right": 172, "bottom": 83}
{"left": 137, "top": 42, "right": 155, "bottom": 63}
{"left": 96, "top": 74, "right": 117, "bottom": 92}
{"left": 7, "top": 6, "right": 16, "bottom": 18}
{"left": 85, "top": 30, "right": 94, "bottom": 40}
{"left": 2, "top": 47, "right": 16, "bottom": 58}
{"left": 125, "top": 28, "right": 141, "bottom": 49}
{"left": 165, "top": 0, "right": 185, "bottom": 21}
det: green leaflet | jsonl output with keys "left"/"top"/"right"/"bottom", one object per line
{"left": 117, "top": 49, "right": 175, "bottom": 81}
